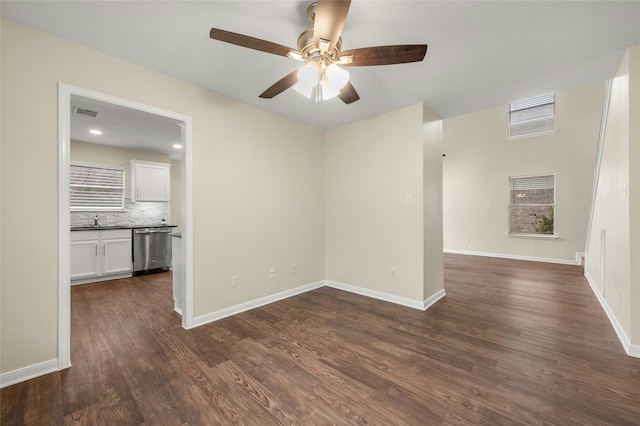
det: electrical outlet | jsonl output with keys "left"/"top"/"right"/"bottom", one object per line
{"left": 465, "top": 238, "right": 471, "bottom": 244}
{"left": 390, "top": 267, "right": 396, "bottom": 278}
{"left": 231, "top": 275, "right": 238, "bottom": 287}
{"left": 269, "top": 267, "right": 276, "bottom": 279}
{"left": 291, "top": 264, "right": 296, "bottom": 274}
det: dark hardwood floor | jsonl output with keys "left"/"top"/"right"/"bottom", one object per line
{"left": 2, "top": 254, "right": 639, "bottom": 425}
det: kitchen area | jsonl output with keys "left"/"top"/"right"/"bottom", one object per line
{"left": 68, "top": 95, "right": 185, "bottom": 316}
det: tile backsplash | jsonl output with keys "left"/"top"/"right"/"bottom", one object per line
{"left": 71, "top": 199, "right": 168, "bottom": 228}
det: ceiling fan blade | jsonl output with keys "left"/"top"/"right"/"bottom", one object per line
{"left": 210, "top": 28, "right": 302, "bottom": 59}
{"left": 313, "top": 0, "right": 351, "bottom": 52}
{"left": 338, "top": 81, "right": 360, "bottom": 104}
{"left": 259, "top": 70, "right": 300, "bottom": 99}
{"left": 340, "top": 45, "right": 427, "bottom": 66}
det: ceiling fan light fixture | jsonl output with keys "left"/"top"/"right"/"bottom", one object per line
{"left": 297, "top": 62, "right": 320, "bottom": 88}
{"left": 320, "top": 78, "right": 340, "bottom": 100}
{"left": 325, "top": 63, "right": 349, "bottom": 89}
{"left": 293, "top": 82, "right": 314, "bottom": 99}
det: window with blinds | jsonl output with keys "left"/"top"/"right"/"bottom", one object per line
{"left": 70, "top": 163, "right": 125, "bottom": 210}
{"left": 509, "top": 93, "right": 555, "bottom": 138}
{"left": 509, "top": 175, "right": 555, "bottom": 235}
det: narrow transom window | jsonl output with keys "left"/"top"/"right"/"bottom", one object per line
{"left": 509, "top": 175, "right": 555, "bottom": 235}
{"left": 509, "top": 93, "right": 555, "bottom": 138}
{"left": 70, "top": 163, "right": 125, "bottom": 210}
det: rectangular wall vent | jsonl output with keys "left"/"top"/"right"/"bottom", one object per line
{"left": 72, "top": 107, "right": 98, "bottom": 118}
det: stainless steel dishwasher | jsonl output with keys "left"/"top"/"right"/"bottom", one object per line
{"left": 133, "top": 227, "right": 172, "bottom": 275}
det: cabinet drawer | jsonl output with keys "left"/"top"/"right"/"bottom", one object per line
{"left": 71, "top": 230, "right": 101, "bottom": 242}
{"left": 101, "top": 229, "right": 132, "bottom": 239}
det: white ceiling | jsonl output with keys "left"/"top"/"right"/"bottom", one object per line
{"left": 2, "top": 1, "right": 640, "bottom": 131}
{"left": 71, "top": 95, "right": 184, "bottom": 159}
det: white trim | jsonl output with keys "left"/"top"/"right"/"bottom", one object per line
{"left": 70, "top": 272, "right": 133, "bottom": 286}
{"left": 0, "top": 359, "right": 59, "bottom": 389}
{"left": 325, "top": 280, "right": 426, "bottom": 311}
{"left": 58, "top": 84, "right": 72, "bottom": 370}
{"left": 423, "top": 288, "right": 446, "bottom": 310}
{"left": 443, "top": 248, "right": 581, "bottom": 266}
{"left": 58, "top": 84, "right": 195, "bottom": 372}
{"left": 585, "top": 79, "right": 613, "bottom": 252}
{"left": 193, "top": 281, "right": 325, "bottom": 328}
{"left": 584, "top": 271, "right": 640, "bottom": 358}
{"left": 181, "top": 118, "right": 194, "bottom": 329}
{"left": 507, "top": 233, "right": 559, "bottom": 240}
{"left": 194, "top": 280, "right": 445, "bottom": 328}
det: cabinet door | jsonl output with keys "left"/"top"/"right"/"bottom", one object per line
{"left": 103, "top": 238, "right": 132, "bottom": 275}
{"left": 70, "top": 240, "right": 99, "bottom": 280}
{"left": 134, "top": 163, "right": 170, "bottom": 202}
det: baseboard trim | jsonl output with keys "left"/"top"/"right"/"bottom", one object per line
{"left": 325, "top": 280, "right": 445, "bottom": 311}
{"left": 0, "top": 359, "right": 59, "bottom": 389}
{"left": 193, "top": 280, "right": 325, "bottom": 328}
{"left": 444, "top": 249, "right": 582, "bottom": 266}
{"left": 423, "top": 288, "right": 446, "bottom": 310}
{"left": 584, "top": 271, "right": 639, "bottom": 358}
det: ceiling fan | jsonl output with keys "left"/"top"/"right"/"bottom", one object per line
{"left": 209, "top": 0, "right": 427, "bottom": 104}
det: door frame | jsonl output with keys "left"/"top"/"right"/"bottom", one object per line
{"left": 57, "top": 83, "right": 195, "bottom": 369}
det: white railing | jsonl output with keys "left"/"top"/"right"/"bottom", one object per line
{"left": 585, "top": 79, "right": 613, "bottom": 252}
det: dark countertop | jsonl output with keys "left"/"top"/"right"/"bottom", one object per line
{"left": 71, "top": 225, "right": 178, "bottom": 231}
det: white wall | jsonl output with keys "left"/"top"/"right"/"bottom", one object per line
{"left": 0, "top": 19, "right": 325, "bottom": 374}
{"left": 170, "top": 159, "right": 182, "bottom": 233}
{"left": 584, "top": 44, "right": 640, "bottom": 355}
{"left": 630, "top": 45, "right": 640, "bottom": 348}
{"left": 442, "top": 82, "right": 604, "bottom": 263}
{"left": 325, "top": 103, "right": 443, "bottom": 304}
{"left": 423, "top": 107, "right": 444, "bottom": 300}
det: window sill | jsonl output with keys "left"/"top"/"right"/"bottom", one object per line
{"left": 508, "top": 129, "right": 557, "bottom": 141}
{"left": 71, "top": 209, "right": 126, "bottom": 213}
{"left": 507, "top": 233, "right": 559, "bottom": 240}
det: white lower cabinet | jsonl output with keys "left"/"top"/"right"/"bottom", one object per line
{"left": 70, "top": 239, "right": 99, "bottom": 279}
{"left": 71, "top": 229, "right": 132, "bottom": 284}
{"left": 103, "top": 238, "right": 133, "bottom": 275}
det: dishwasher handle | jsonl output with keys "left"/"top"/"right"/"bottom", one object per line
{"left": 134, "top": 228, "right": 172, "bottom": 234}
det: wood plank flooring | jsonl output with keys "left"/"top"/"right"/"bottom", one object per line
{"left": 2, "top": 254, "right": 639, "bottom": 425}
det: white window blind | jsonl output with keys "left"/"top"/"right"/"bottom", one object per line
{"left": 70, "top": 164, "right": 125, "bottom": 210}
{"left": 509, "top": 92, "right": 555, "bottom": 137}
{"left": 509, "top": 175, "right": 555, "bottom": 192}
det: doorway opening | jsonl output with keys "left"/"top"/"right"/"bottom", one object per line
{"left": 58, "top": 83, "right": 194, "bottom": 369}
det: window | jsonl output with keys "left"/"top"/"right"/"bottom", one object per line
{"left": 509, "top": 175, "right": 555, "bottom": 235}
{"left": 70, "top": 163, "right": 125, "bottom": 210}
{"left": 509, "top": 92, "right": 555, "bottom": 138}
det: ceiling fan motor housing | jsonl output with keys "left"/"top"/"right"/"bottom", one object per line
{"left": 297, "top": 28, "right": 342, "bottom": 70}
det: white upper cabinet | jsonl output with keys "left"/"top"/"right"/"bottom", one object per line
{"left": 130, "top": 160, "right": 170, "bottom": 202}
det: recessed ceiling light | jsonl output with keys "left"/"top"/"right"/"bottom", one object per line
{"left": 173, "top": 144, "right": 183, "bottom": 149}
{"left": 89, "top": 129, "right": 102, "bottom": 135}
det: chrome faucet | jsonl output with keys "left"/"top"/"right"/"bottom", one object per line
{"left": 94, "top": 215, "right": 99, "bottom": 227}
